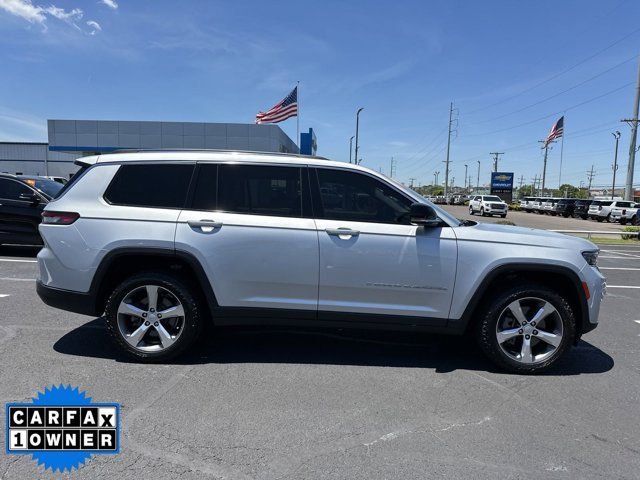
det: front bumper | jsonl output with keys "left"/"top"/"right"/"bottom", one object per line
{"left": 580, "top": 264, "right": 606, "bottom": 334}
{"left": 36, "top": 280, "right": 99, "bottom": 317}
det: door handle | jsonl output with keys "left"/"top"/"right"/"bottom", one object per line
{"left": 325, "top": 228, "right": 359, "bottom": 237}
{"left": 188, "top": 219, "right": 222, "bottom": 230}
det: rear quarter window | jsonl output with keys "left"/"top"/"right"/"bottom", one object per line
{"left": 104, "top": 163, "right": 195, "bottom": 208}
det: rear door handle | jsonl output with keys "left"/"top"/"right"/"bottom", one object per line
{"left": 188, "top": 219, "right": 222, "bottom": 231}
{"left": 325, "top": 228, "right": 359, "bottom": 237}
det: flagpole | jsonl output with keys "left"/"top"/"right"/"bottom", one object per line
{"left": 559, "top": 115, "right": 565, "bottom": 189}
{"left": 296, "top": 80, "right": 300, "bottom": 151}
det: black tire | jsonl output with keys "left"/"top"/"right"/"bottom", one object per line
{"left": 620, "top": 219, "right": 627, "bottom": 225}
{"left": 105, "top": 271, "right": 203, "bottom": 362}
{"left": 480, "top": 207, "right": 485, "bottom": 216}
{"left": 606, "top": 214, "right": 612, "bottom": 223}
{"left": 500, "top": 214, "right": 507, "bottom": 218}
{"left": 475, "top": 283, "right": 576, "bottom": 374}
{"left": 469, "top": 207, "right": 474, "bottom": 215}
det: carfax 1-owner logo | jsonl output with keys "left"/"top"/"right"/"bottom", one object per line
{"left": 5, "top": 385, "right": 120, "bottom": 473}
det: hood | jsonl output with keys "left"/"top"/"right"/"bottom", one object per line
{"left": 454, "top": 222, "right": 597, "bottom": 251}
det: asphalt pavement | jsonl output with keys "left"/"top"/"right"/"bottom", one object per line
{"left": 0, "top": 235, "right": 639, "bottom": 479}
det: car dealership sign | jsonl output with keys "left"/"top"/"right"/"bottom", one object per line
{"left": 491, "top": 172, "right": 514, "bottom": 203}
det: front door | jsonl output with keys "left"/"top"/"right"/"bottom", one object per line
{"left": 311, "top": 168, "right": 457, "bottom": 324}
{"left": 175, "top": 163, "right": 319, "bottom": 312}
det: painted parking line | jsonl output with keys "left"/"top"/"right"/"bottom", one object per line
{"left": 0, "top": 294, "right": 10, "bottom": 298}
{"left": 0, "top": 258, "right": 37, "bottom": 263}
{"left": 0, "top": 278, "right": 35, "bottom": 281}
{"left": 599, "top": 267, "right": 640, "bottom": 271}
{"left": 607, "top": 285, "right": 640, "bottom": 289}
{"left": 599, "top": 256, "right": 640, "bottom": 259}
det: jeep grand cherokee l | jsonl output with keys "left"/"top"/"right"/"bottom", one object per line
{"left": 35, "top": 151, "right": 605, "bottom": 373}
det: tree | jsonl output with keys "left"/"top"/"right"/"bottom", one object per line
{"left": 557, "top": 184, "right": 587, "bottom": 199}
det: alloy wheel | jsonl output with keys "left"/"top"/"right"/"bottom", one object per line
{"left": 495, "top": 297, "right": 563, "bottom": 364}
{"left": 116, "top": 285, "right": 185, "bottom": 352}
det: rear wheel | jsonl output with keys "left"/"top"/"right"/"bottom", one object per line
{"left": 480, "top": 207, "right": 485, "bottom": 216}
{"left": 476, "top": 284, "right": 576, "bottom": 373}
{"left": 105, "top": 272, "right": 203, "bottom": 362}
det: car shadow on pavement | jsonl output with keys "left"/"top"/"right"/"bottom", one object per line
{"left": 54, "top": 318, "right": 614, "bottom": 375}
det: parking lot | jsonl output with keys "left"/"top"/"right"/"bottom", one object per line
{"left": 1, "top": 235, "right": 639, "bottom": 478}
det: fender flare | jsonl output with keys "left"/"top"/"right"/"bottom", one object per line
{"left": 457, "top": 263, "right": 589, "bottom": 335}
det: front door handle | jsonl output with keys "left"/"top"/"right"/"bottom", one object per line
{"left": 188, "top": 219, "right": 222, "bottom": 231}
{"left": 325, "top": 228, "right": 359, "bottom": 237}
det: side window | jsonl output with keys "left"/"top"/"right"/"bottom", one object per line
{"left": 0, "top": 178, "right": 33, "bottom": 201}
{"left": 104, "top": 164, "right": 194, "bottom": 208}
{"left": 315, "top": 168, "right": 412, "bottom": 224}
{"left": 191, "top": 164, "right": 218, "bottom": 210}
{"left": 217, "top": 164, "right": 302, "bottom": 217}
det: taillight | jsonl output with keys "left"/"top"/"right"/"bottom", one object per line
{"left": 41, "top": 211, "right": 80, "bottom": 225}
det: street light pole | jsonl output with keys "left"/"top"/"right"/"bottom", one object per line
{"left": 612, "top": 131, "right": 621, "bottom": 199}
{"left": 349, "top": 136, "right": 354, "bottom": 164}
{"left": 354, "top": 107, "right": 364, "bottom": 167}
{"left": 476, "top": 160, "right": 480, "bottom": 192}
{"left": 464, "top": 164, "right": 468, "bottom": 192}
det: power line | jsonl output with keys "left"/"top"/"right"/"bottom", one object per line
{"left": 467, "top": 55, "right": 637, "bottom": 126}
{"left": 466, "top": 82, "right": 634, "bottom": 137}
{"left": 466, "top": 25, "right": 640, "bottom": 115}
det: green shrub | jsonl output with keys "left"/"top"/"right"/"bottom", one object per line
{"left": 509, "top": 203, "right": 521, "bottom": 211}
{"left": 496, "top": 220, "right": 516, "bottom": 226}
{"left": 622, "top": 226, "right": 640, "bottom": 240}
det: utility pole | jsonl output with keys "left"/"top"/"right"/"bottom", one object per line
{"left": 444, "top": 102, "right": 454, "bottom": 199}
{"left": 538, "top": 140, "right": 555, "bottom": 194}
{"left": 612, "top": 131, "right": 621, "bottom": 199}
{"left": 490, "top": 152, "right": 504, "bottom": 172}
{"left": 354, "top": 107, "right": 364, "bottom": 168}
{"left": 434, "top": 171, "right": 440, "bottom": 186}
{"left": 586, "top": 165, "right": 595, "bottom": 193}
{"left": 389, "top": 157, "right": 396, "bottom": 178}
{"left": 349, "top": 136, "right": 354, "bottom": 164}
{"left": 531, "top": 174, "right": 539, "bottom": 196}
{"left": 409, "top": 177, "right": 416, "bottom": 189}
{"left": 464, "top": 163, "right": 468, "bottom": 191}
{"left": 621, "top": 56, "right": 640, "bottom": 201}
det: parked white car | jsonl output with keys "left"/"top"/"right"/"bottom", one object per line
{"left": 588, "top": 200, "right": 630, "bottom": 222}
{"left": 609, "top": 201, "right": 639, "bottom": 224}
{"left": 468, "top": 195, "right": 508, "bottom": 217}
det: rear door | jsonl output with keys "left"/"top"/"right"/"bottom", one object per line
{"left": 311, "top": 167, "right": 456, "bottom": 323}
{"left": 0, "top": 178, "right": 45, "bottom": 245}
{"left": 175, "top": 163, "right": 319, "bottom": 313}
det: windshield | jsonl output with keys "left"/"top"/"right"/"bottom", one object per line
{"left": 483, "top": 196, "right": 502, "bottom": 202}
{"left": 21, "top": 178, "right": 64, "bottom": 199}
{"left": 616, "top": 201, "right": 633, "bottom": 207}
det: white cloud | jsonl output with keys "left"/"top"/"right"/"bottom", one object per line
{"left": 0, "top": 0, "right": 46, "bottom": 23}
{"left": 99, "top": 0, "right": 117, "bottom": 9}
{"left": 0, "top": 0, "right": 101, "bottom": 34}
{"left": 87, "top": 19, "right": 101, "bottom": 35}
{"left": 44, "top": 5, "right": 82, "bottom": 22}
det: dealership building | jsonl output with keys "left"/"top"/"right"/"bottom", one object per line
{"left": 0, "top": 119, "right": 301, "bottom": 178}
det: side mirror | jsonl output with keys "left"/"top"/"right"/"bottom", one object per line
{"left": 409, "top": 203, "right": 441, "bottom": 227}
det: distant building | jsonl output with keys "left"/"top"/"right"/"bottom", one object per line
{"left": 1, "top": 119, "right": 299, "bottom": 178}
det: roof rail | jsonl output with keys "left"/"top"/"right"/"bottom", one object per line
{"left": 104, "top": 148, "right": 329, "bottom": 161}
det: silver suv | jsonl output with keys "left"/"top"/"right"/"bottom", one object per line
{"left": 36, "top": 151, "right": 605, "bottom": 373}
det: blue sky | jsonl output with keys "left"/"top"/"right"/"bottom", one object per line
{"left": 1, "top": 0, "right": 639, "bottom": 189}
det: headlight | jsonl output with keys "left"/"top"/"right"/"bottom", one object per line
{"left": 582, "top": 250, "right": 599, "bottom": 267}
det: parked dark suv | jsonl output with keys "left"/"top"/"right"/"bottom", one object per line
{"left": 554, "top": 198, "right": 577, "bottom": 217}
{"left": 0, "top": 174, "right": 64, "bottom": 246}
{"left": 573, "top": 199, "right": 592, "bottom": 220}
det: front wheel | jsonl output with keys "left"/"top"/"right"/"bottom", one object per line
{"left": 476, "top": 284, "right": 576, "bottom": 373}
{"left": 500, "top": 214, "right": 507, "bottom": 218}
{"left": 480, "top": 207, "right": 485, "bottom": 216}
{"left": 105, "top": 272, "right": 203, "bottom": 362}
{"left": 469, "top": 206, "right": 474, "bottom": 215}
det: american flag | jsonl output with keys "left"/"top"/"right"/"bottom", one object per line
{"left": 545, "top": 116, "right": 564, "bottom": 146}
{"left": 255, "top": 87, "right": 298, "bottom": 124}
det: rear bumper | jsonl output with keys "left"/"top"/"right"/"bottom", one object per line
{"left": 36, "top": 280, "right": 98, "bottom": 317}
